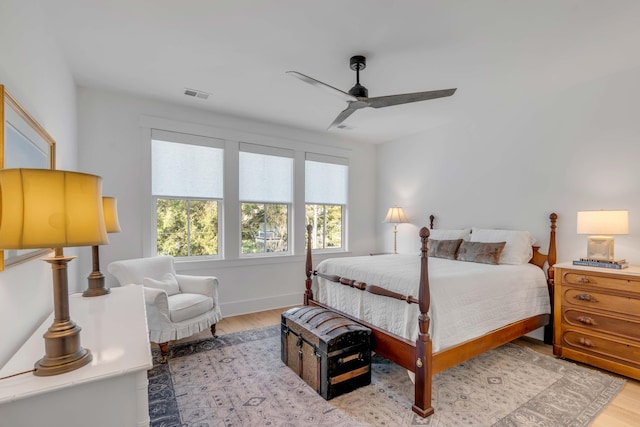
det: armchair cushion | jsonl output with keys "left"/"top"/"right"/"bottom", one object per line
{"left": 168, "top": 293, "right": 214, "bottom": 323}
{"left": 143, "top": 273, "right": 180, "bottom": 296}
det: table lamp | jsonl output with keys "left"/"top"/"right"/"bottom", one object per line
{"left": 577, "top": 210, "right": 629, "bottom": 261}
{"left": 83, "top": 196, "right": 121, "bottom": 297}
{"left": 0, "top": 168, "right": 108, "bottom": 376}
{"left": 383, "top": 206, "right": 409, "bottom": 255}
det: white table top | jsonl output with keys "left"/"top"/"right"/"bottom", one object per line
{"left": 0, "top": 285, "right": 152, "bottom": 404}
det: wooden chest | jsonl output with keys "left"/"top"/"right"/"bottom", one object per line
{"left": 281, "top": 306, "right": 372, "bottom": 400}
{"left": 554, "top": 263, "right": 640, "bottom": 380}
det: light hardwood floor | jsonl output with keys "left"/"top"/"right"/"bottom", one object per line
{"left": 173, "top": 308, "right": 640, "bottom": 426}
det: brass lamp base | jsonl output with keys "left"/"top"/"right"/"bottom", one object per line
{"left": 83, "top": 273, "right": 111, "bottom": 297}
{"left": 83, "top": 245, "right": 110, "bottom": 297}
{"left": 37, "top": 251, "right": 92, "bottom": 376}
{"left": 35, "top": 319, "right": 92, "bottom": 376}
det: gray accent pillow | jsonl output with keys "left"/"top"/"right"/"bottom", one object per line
{"left": 457, "top": 241, "right": 506, "bottom": 265}
{"left": 427, "top": 239, "right": 463, "bottom": 260}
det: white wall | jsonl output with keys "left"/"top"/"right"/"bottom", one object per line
{"left": 377, "top": 65, "right": 640, "bottom": 342}
{"left": 0, "top": 0, "right": 78, "bottom": 366}
{"left": 77, "top": 87, "right": 378, "bottom": 317}
{"left": 377, "top": 65, "right": 640, "bottom": 264}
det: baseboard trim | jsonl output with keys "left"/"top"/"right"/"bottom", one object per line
{"left": 220, "top": 292, "right": 302, "bottom": 317}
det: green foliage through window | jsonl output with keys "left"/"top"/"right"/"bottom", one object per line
{"left": 306, "top": 204, "right": 342, "bottom": 250}
{"left": 241, "top": 203, "right": 289, "bottom": 254}
{"left": 156, "top": 198, "right": 219, "bottom": 257}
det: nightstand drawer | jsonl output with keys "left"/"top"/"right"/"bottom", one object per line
{"left": 562, "top": 308, "right": 640, "bottom": 341}
{"left": 562, "top": 287, "right": 640, "bottom": 317}
{"left": 561, "top": 329, "right": 640, "bottom": 368}
{"left": 564, "top": 272, "right": 640, "bottom": 293}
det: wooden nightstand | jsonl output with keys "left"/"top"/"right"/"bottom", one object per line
{"left": 554, "top": 262, "right": 640, "bottom": 380}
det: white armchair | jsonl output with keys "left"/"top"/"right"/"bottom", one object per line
{"left": 107, "top": 256, "right": 222, "bottom": 362}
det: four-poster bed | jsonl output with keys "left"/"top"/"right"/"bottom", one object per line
{"left": 303, "top": 213, "right": 558, "bottom": 417}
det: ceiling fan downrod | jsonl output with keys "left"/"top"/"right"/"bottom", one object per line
{"left": 348, "top": 55, "right": 368, "bottom": 98}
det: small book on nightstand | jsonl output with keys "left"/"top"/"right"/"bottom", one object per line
{"left": 573, "top": 259, "right": 629, "bottom": 269}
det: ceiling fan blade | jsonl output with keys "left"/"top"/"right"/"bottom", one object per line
{"left": 367, "top": 88, "right": 457, "bottom": 109}
{"left": 328, "top": 106, "right": 358, "bottom": 129}
{"left": 286, "top": 71, "right": 357, "bottom": 103}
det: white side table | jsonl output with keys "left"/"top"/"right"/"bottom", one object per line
{"left": 0, "top": 285, "right": 152, "bottom": 427}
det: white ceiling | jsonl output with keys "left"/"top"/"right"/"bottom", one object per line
{"left": 39, "top": 0, "right": 640, "bottom": 144}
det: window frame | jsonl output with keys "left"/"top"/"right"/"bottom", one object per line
{"left": 238, "top": 143, "right": 294, "bottom": 258}
{"left": 143, "top": 116, "right": 353, "bottom": 266}
{"left": 150, "top": 129, "right": 225, "bottom": 260}
{"left": 304, "top": 153, "right": 349, "bottom": 253}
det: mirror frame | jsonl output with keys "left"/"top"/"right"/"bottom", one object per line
{"left": 0, "top": 84, "right": 57, "bottom": 271}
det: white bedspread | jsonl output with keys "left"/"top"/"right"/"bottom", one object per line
{"left": 314, "top": 255, "right": 550, "bottom": 353}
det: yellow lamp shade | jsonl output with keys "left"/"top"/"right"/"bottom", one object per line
{"left": 0, "top": 169, "right": 109, "bottom": 249}
{"left": 102, "top": 196, "right": 122, "bottom": 234}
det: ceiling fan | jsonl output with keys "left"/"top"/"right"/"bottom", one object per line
{"left": 287, "top": 55, "right": 457, "bottom": 130}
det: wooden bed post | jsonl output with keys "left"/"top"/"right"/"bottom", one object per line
{"left": 413, "top": 227, "right": 434, "bottom": 417}
{"left": 304, "top": 224, "right": 314, "bottom": 305}
{"left": 544, "top": 212, "right": 558, "bottom": 344}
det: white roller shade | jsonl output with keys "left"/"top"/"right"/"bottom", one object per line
{"left": 239, "top": 151, "right": 293, "bottom": 203}
{"left": 305, "top": 159, "right": 348, "bottom": 205}
{"left": 152, "top": 139, "right": 223, "bottom": 198}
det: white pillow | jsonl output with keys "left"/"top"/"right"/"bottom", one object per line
{"left": 428, "top": 228, "right": 471, "bottom": 241}
{"left": 470, "top": 228, "right": 535, "bottom": 265}
{"left": 143, "top": 272, "right": 180, "bottom": 296}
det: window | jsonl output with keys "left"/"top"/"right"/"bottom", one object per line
{"left": 151, "top": 131, "right": 223, "bottom": 257}
{"left": 239, "top": 144, "right": 293, "bottom": 255}
{"left": 305, "top": 154, "right": 348, "bottom": 250}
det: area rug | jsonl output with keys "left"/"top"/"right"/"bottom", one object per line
{"left": 147, "top": 325, "right": 624, "bottom": 427}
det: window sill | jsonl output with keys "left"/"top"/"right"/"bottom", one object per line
{"left": 174, "top": 250, "right": 353, "bottom": 272}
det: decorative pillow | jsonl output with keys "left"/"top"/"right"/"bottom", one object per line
{"left": 470, "top": 228, "right": 535, "bottom": 265}
{"left": 456, "top": 241, "right": 506, "bottom": 265}
{"left": 428, "top": 228, "right": 471, "bottom": 241}
{"left": 143, "top": 272, "right": 180, "bottom": 296}
{"left": 427, "top": 239, "right": 463, "bottom": 260}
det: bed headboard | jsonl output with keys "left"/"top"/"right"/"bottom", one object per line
{"left": 428, "top": 213, "right": 557, "bottom": 282}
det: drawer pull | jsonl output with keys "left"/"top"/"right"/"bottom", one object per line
{"left": 576, "top": 316, "right": 598, "bottom": 326}
{"left": 577, "top": 337, "right": 596, "bottom": 348}
{"left": 574, "top": 293, "right": 598, "bottom": 303}
{"left": 576, "top": 276, "right": 591, "bottom": 284}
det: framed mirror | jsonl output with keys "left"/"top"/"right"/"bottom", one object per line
{"left": 1, "top": 85, "right": 56, "bottom": 271}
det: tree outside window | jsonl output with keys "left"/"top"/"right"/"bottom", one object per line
{"left": 305, "top": 204, "right": 342, "bottom": 249}
{"left": 157, "top": 198, "right": 219, "bottom": 256}
{"left": 241, "top": 203, "right": 288, "bottom": 253}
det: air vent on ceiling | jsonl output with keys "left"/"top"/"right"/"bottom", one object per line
{"left": 184, "top": 88, "right": 210, "bottom": 100}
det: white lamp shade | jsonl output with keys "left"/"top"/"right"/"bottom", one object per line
{"left": 577, "top": 210, "right": 629, "bottom": 235}
{"left": 0, "top": 168, "right": 109, "bottom": 249}
{"left": 384, "top": 206, "right": 409, "bottom": 224}
{"left": 102, "top": 196, "right": 122, "bottom": 233}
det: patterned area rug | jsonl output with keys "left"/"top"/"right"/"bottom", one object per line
{"left": 147, "top": 325, "right": 624, "bottom": 427}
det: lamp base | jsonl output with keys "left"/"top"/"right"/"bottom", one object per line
{"left": 83, "top": 245, "right": 110, "bottom": 297}
{"left": 34, "top": 319, "right": 92, "bottom": 376}
{"left": 83, "top": 272, "right": 111, "bottom": 297}
{"left": 37, "top": 252, "right": 92, "bottom": 376}
{"left": 587, "top": 235, "right": 615, "bottom": 261}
